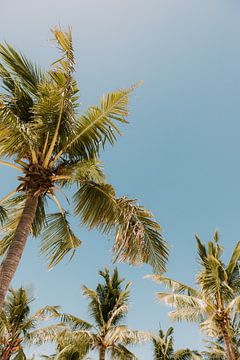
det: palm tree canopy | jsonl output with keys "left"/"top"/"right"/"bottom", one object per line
{"left": 152, "top": 326, "right": 200, "bottom": 360}
{"left": 147, "top": 232, "right": 240, "bottom": 354}
{"left": 0, "top": 27, "right": 168, "bottom": 274}
{"left": 0, "top": 287, "right": 59, "bottom": 359}
{"left": 54, "top": 268, "right": 150, "bottom": 359}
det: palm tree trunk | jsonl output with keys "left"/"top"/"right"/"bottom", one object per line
{"left": 99, "top": 346, "right": 106, "bottom": 360}
{"left": 220, "top": 322, "right": 236, "bottom": 360}
{"left": 0, "top": 195, "right": 38, "bottom": 309}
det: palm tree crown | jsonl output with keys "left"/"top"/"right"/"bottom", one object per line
{"left": 0, "top": 287, "right": 59, "bottom": 360}
{"left": 56, "top": 268, "right": 150, "bottom": 359}
{"left": 0, "top": 28, "right": 168, "bottom": 307}
{"left": 152, "top": 326, "right": 200, "bottom": 360}
{"left": 147, "top": 232, "right": 240, "bottom": 360}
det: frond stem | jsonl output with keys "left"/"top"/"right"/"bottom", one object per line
{"left": 0, "top": 161, "right": 24, "bottom": 172}
{"left": 43, "top": 95, "right": 65, "bottom": 168}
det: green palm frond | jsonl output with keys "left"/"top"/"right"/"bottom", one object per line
{"left": 0, "top": 195, "right": 45, "bottom": 256}
{"left": 173, "top": 349, "right": 201, "bottom": 360}
{"left": 226, "top": 241, "right": 240, "bottom": 277}
{"left": 59, "top": 84, "right": 140, "bottom": 161}
{"left": 60, "top": 313, "right": 93, "bottom": 331}
{"left": 12, "top": 349, "right": 27, "bottom": 360}
{"left": 56, "top": 158, "right": 106, "bottom": 187}
{"left": 0, "top": 94, "right": 35, "bottom": 157}
{"left": 0, "top": 205, "right": 7, "bottom": 225}
{"left": 0, "top": 42, "right": 42, "bottom": 93}
{"left": 74, "top": 182, "right": 117, "bottom": 231}
{"left": 32, "top": 196, "right": 47, "bottom": 237}
{"left": 114, "top": 198, "right": 168, "bottom": 273}
{"left": 40, "top": 212, "right": 81, "bottom": 268}
{"left": 110, "top": 344, "right": 138, "bottom": 359}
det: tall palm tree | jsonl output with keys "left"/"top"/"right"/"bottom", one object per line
{"left": 0, "top": 28, "right": 168, "bottom": 307}
{"left": 147, "top": 232, "right": 240, "bottom": 360}
{"left": 56, "top": 268, "right": 150, "bottom": 360}
{"left": 0, "top": 287, "right": 60, "bottom": 360}
{"left": 152, "top": 326, "right": 200, "bottom": 360}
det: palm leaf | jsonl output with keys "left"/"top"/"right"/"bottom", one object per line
{"left": 145, "top": 275, "right": 199, "bottom": 297}
{"left": 0, "top": 205, "right": 7, "bottom": 225}
{"left": 60, "top": 313, "right": 93, "bottom": 331}
{"left": 114, "top": 198, "right": 168, "bottom": 273}
{"left": 58, "top": 84, "right": 141, "bottom": 161}
{"left": 40, "top": 212, "right": 81, "bottom": 268}
{"left": 0, "top": 42, "right": 42, "bottom": 93}
{"left": 226, "top": 241, "right": 240, "bottom": 277}
{"left": 74, "top": 182, "right": 117, "bottom": 232}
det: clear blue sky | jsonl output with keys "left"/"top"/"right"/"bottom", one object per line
{"left": 1, "top": 0, "right": 240, "bottom": 358}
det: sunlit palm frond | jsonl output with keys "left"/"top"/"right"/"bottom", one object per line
{"left": 31, "top": 305, "right": 61, "bottom": 322}
{"left": 74, "top": 182, "right": 117, "bottom": 232}
{"left": 145, "top": 275, "right": 200, "bottom": 297}
{"left": 0, "top": 205, "right": 7, "bottom": 225}
{"left": 114, "top": 198, "right": 168, "bottom": 273}
{"left": 156, "top": 292, "right": 205, "bottom": 322}
{"left": 0, "top": 42, "right": 42, "bottom": 94}
{"left": 226, "top": 241, "right": 240, "bottom": 277}
{"left": 59, "top": 84, "right": 140, "bottom": 161}
{"left": 26, "top": 324, "right": 65, "bottom": 346}
{"left": 60, "top": 313, "right": 93, "bottom": 331}
{"left": 55, "top": 158, "right": 106, "bottom": 187}
{"left": 40, "top": 212, "right": 81, "bottom": 268}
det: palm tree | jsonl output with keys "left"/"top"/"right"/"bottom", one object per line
{"left": 147, "top": 232, "right": 240, "bottom": 360}
{"left": 203, "top": 315, "right": 240, "bottom": 360}
{"left": 152, "top": 326, "right": 200, "bottom": 360}
{"left": 0, "top": 287, "right": 60, "bottom": 360}
{"left": 0, "top": 27, "right": 168, "bottom": 307}
{"left": 57, "top": 268, "right": 149, "bottom": 360}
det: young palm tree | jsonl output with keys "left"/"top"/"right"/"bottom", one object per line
{"left": 147, "top": 232, "right": 240, "bottom": 360}
{"left": 0, "top": 287, "right": 60, "bottom": 360}
{"left": 152, "top": 326, "right": 200, "bottom": 360}
{"left": 56, "top": 268, "right": 150, "bottom": 360}
{"left": 0, "top": 28, "right": 168, "bottom": 307}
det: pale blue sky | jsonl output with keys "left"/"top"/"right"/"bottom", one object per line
{"left": 1, "top": 0, "right": 240, "bottom": 358}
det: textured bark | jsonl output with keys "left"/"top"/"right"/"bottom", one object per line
{"left": 0, "top": 195, "right": 38, "bottom": 309}
{"left": 99, "top": 346, "right": 106, "bottom": 360}
{"left": 220, "top": 323, "right": 236, "bottom": 360}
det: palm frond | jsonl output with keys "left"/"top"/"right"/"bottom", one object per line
{"left": 226, "top": 241, "right": 240, "bottom": 277}
{"left": 0, "top": 205, "right": 7, "bottom": 225}
{"left": 110, "top": 344, "right": 138, "bottom": 359}
{"left": 156, "top": 292, "right": 205, "bottom": 322}
{"left": 56, "top": 84, "right": 141, "bottom": 161}
{"left": 0, "top": 42, "right": 42, "bottom": 93}
{"left": 74, "top": 182, "right": 117, "bottom": 232}
{"left": 114, "top": 198, "right": 168, "bottom": 273}
{"left": 40, "top": 212, "right": 81, "bottom": 268}
{"left": 60, "top": 313, "right": 93, "bottom": 331}
{"left": 26, "top": 324, "right": 64, "bottom": 345}
{"left": 145, "top": 275, "right": 200, "bottom": 297}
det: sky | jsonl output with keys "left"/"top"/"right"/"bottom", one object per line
{"left": 1, "top": 0, "right": 240, "bottom": 358}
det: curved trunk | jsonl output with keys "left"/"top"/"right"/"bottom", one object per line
{"left": 220, "top": 322, "right": 236, "bottom": 360}
{"left": 0, "top": 195, "right": 38, "bottom": 309}
{"left": 99, "top": 346, "right": 106, "bottom": 360}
